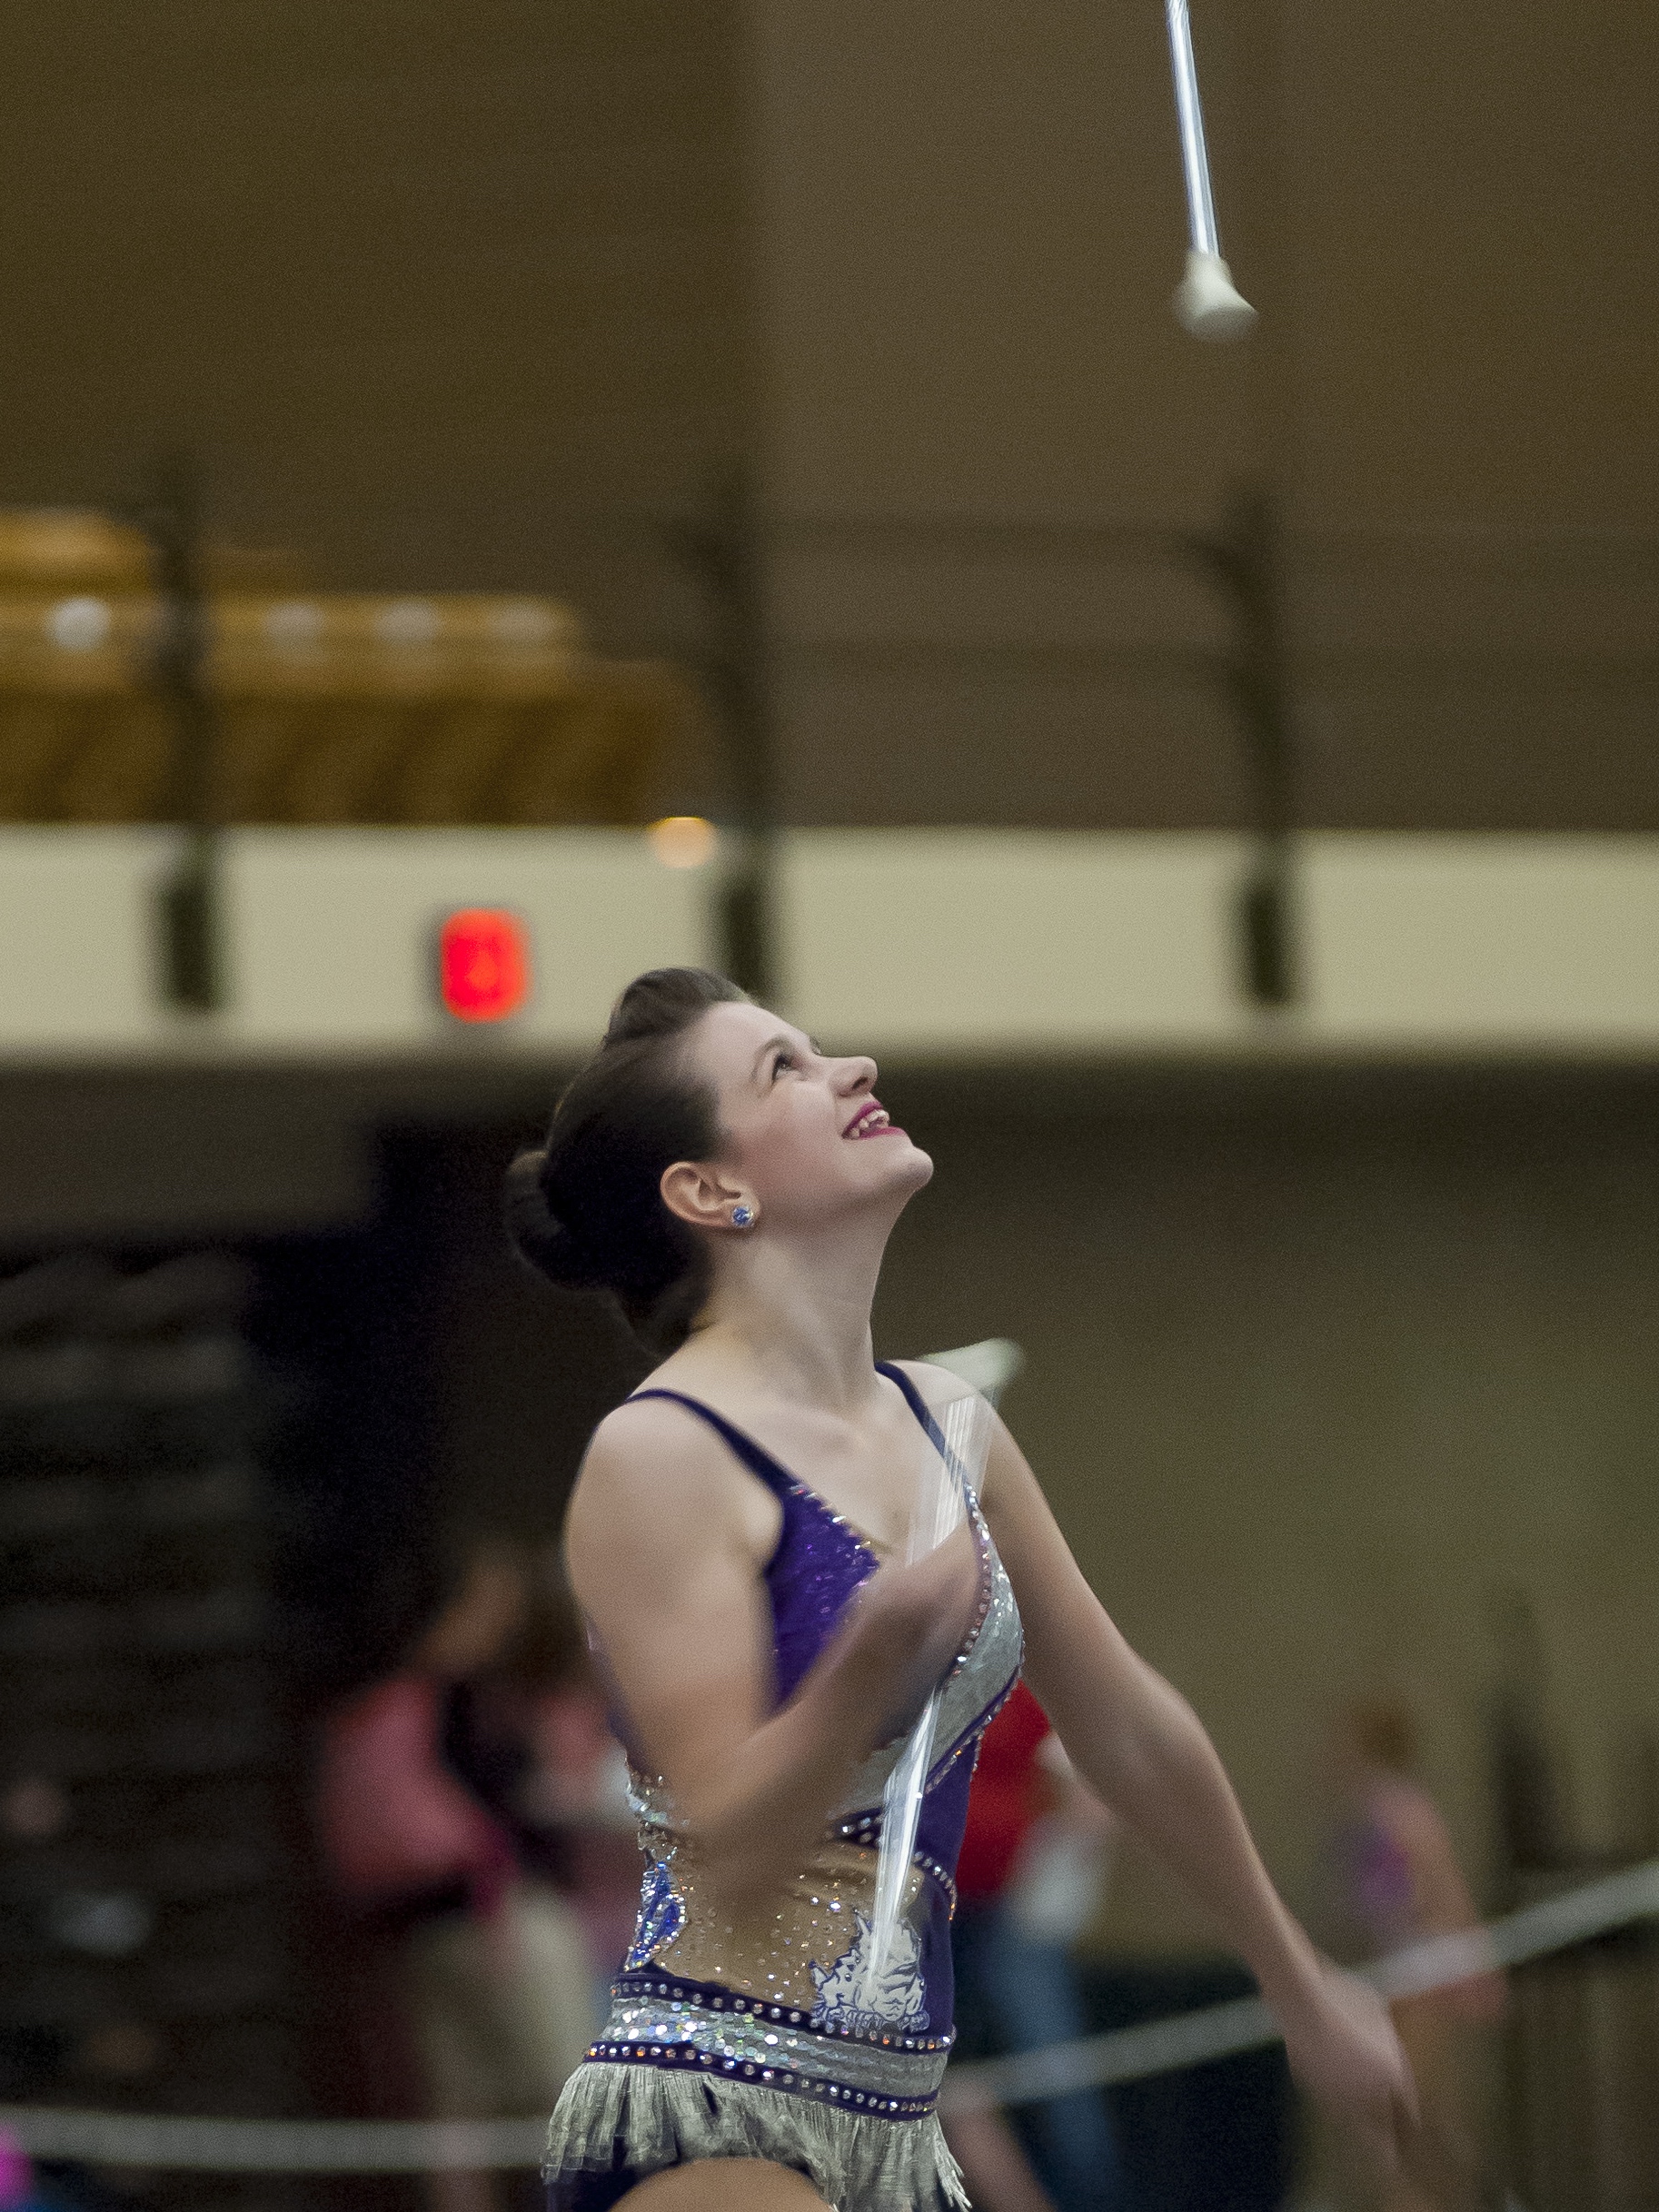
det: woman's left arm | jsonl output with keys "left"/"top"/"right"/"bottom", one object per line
{"left": 971, "top": 1401, "right": 1416, "bottom": 2166}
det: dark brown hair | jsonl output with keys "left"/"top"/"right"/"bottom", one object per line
{"left": 504, "top": 967, "right": 748, "bottom": 1352}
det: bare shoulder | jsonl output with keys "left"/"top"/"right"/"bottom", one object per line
{"left": 582, "top": 1391, "right": 735, "bottom": 1479}
{"left": 566, "top": 1394, "right": 772, "bottom": 1574}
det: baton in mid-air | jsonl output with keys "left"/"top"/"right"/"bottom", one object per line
{"left": 1165, "top": 0, "right": 1257, "bottom": 340}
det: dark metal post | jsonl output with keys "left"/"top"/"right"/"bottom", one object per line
{"left": 671, "top": 470, "right": 777, "bottom": 1001}
{"left": 1199, "top": 486, "right": 1299, "bottom": 1007}
{"left": 134, "top": 454, "right": 224, "bottom": 1011}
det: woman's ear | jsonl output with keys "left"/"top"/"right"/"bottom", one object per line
{"left": 660, "top": 1159, "right": 750, "bottom": 1234}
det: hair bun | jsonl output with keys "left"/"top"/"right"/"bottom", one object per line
{"left": 503, "top": 1148, "right": 611, "bottom": 1290}
{"left": 503, "top": 967, "right": 747, "bottom": 1353}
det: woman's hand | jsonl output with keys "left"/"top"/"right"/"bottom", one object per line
{"left": 849, "top": 1522, "right": 982, "bottom": 1743}
{"left": 1279, "top": 1964, "right": 1417, "bottom": 2170}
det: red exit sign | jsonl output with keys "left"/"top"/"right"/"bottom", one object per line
{"left": 437, "top": 908, "right": 531, "bottom": 1023}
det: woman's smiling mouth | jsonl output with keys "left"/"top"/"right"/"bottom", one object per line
{"left": 842, "top": 1099, "right": 900, "bottom": 1138}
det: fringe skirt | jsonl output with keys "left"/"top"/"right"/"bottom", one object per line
{"left": 543, "top": 2059, "right": 970, "bottom": 2212}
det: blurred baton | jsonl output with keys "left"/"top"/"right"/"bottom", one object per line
{"left": 1164, "top": 0, "right": 1257, "bottom": 340}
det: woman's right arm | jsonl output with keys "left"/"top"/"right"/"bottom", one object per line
{"left": 564, "top": 1399, "right": 979, "bottom": 1905}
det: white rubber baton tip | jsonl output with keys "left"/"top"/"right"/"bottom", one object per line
{"left": 925, "top": 1336, "right": 1025, "bottom": 1403}
{"left": 1172, "top": 250, "right": 1258, "bottom": 342}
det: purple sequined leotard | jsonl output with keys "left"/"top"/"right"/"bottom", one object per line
{"left": 543, "top": 1363, "right": 1023, "bottom": 2212}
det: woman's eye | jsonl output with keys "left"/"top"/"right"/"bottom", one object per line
{"left": 772, "top": 1052, "right": 794, "bottom": 1077}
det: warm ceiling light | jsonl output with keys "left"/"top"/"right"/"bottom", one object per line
{"left": 437, "top": 908, "right": 531, "bottom": 1023}
{"left": 648, "top": 815, "right": 718, "bottom": 870}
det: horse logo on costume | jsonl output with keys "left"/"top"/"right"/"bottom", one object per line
{"left": 810, "top": 1911, "right": 929, "bottom": 2038}
{"left": 624, "top": 1855, "right": 685, "bottom": 1969}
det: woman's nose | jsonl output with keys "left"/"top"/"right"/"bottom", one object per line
{"left": 837, "top": 1055, "right": 878, "bottom": 1094}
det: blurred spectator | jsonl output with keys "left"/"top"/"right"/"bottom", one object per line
{"left": 314, "top": 1540, "right": 597, "bottom": 2212}
{"left": 948, "top": 1682, "right": 1129, "bottom": 2212}
{"left": 0, "top": 2136, "right": 124, "bottom": 2212}
{"left": 0, "top": 2134, "right": 48, "bottom": 2212}
{"left": 1326, "top": 1700, "right": 1505, "bottom": 2212}
{"left": 443, "top": 1551, "right": 643, "bottom": 2012}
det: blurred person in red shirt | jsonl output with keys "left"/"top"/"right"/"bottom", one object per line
{"left": 948, "top": 1681, "right": 1129, "bottom": 2212}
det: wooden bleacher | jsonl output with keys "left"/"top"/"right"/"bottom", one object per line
{"left": 0, "top": 510, "right": 703, "bottom": 826}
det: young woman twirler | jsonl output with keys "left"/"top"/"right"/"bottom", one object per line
{"left": 508, "top": 969, "right": 1415, "bottom": 2212}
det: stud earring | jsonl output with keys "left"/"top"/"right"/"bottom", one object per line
{"left": 731, "top": 1204, "right": 755, "bottom": 1229}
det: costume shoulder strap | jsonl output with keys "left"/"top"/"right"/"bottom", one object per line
{"left": 625, "top": 1388, "right": 797, "bottom": 1499}
{"left": 875, "top": 1360, "right": 951, "bottom": 1457}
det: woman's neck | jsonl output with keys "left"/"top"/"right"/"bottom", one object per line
{"left": 682, "top": 1216, "right": 892, "bottom": 1414}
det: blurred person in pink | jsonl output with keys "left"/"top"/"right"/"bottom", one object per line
{"left": 445, "top": 1552, "right": 645, "bottom": 2011}
{"left": 1327, "top": 1701, "right": 1504, "bottom": 2212}
{"left": 512, "top": 1642, "right": 643, "bottom": 2006}
{"left": 0, "top": 2131, "right": 50, "bottom": 2212}
{"left": 315, "top": 1541, "right": 597, "bottom": 2212}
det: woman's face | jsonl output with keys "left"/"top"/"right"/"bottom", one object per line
{"left": 682, "top": 999, "right": 932, "bottom": 1228}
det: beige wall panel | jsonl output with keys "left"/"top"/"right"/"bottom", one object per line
{"left": 1301, "top": 836, "right": 1659, "bottom": 1045}
{"left": 11, "top": 826, "right": 1659, "bottom": 1059}
{"left": 0, "top": 827, "right": 179, "bottom": 1046}
{"left": 0, "top": 826, "right": 714, "bottom": 1059}
{"left": 780, "top": 830, "right": 1250, "bottom": 1048}
{"left": 223, "top": 828, "right": 713, "bottom": 1050}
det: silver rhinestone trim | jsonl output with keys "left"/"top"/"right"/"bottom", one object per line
{"left": 592, "top": 1988, "right": 951, "bottom": 2103}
